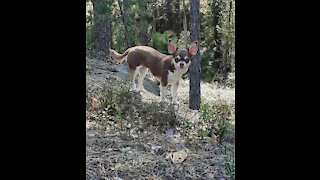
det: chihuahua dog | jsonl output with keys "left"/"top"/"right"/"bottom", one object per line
{"left": 109, "top": 41, "right": 198, "bottom": 105}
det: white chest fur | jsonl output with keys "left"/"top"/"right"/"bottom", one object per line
{"left": 167, "top": 68, "right": 188, "bottom": 85}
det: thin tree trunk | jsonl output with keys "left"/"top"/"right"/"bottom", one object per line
{"left": 229, "top": 0, "right": 234, "bottom": 72}
{"left": 109, "top": 15, "right": 112, "bottom": 49}
{"left": 213, "top": 0, "right": 223, "bottom": 82}
{"left": 153, "top": 6, "right": 157, "bottom": 34}
{"left": 229, "top": 0, "right": 232, "bottom": 23}
{"left": 172, "top": 0, "right": 181, "bottom": 34}
{"left": 182, "top": 0, "right": 188, "bottom": 49}
{"left": 222, "top": 0, "right": 233, "bottom": 81}
{"left": 139, "top": 0, "right": 148, "bottom": 45}
{"left": 213, "top": 4, "right": 222, "bottom": 61}
{"left": 152, "top": 2, "right": 157, "bottom": 47}
{"left": 224, "top": 39, "right": 230, "bottom": 81}
{"left": 165, "top": 0, "right": 173, "bottom": 30}
{"left": 123, "top": 0, "right": 135, "bottom": 47}
{"left": 117, "top": 0, "right": 129, "bottom": 48}
{"left": 223, "top": 0, "right": 231, "bottom": 80}
{"left": 189, "top": 0, "right": 201, "bottom": 110}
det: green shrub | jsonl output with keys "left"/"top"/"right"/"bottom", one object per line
{"left": 199, "top": 100, "right": 234, "bottom": 141}
{"left": 200, "top": 50, "right": 219, "bottom": 83}
{"left": 94, "top": 80, "right": 132, "bottom": 128}
{"left": 222, "top": 144, "right": 235, "bottom": 180}
{"left": 150, "top": 30, "right": 178, "bottom": 54}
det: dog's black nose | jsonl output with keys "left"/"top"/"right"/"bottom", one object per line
{"left": 179, "top": 63, "right": 184, "bottom": 67}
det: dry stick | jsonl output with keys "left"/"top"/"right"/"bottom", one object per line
{"left": 180, "top": 141, "right": 190, "bottom": 153}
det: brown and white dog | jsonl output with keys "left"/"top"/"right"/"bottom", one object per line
{"left": 109, "top": 41, "right": 198, "bottom": 105}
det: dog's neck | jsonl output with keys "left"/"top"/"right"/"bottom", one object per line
{"left": 162, "top": 55, "right": 176, "bottom": 72}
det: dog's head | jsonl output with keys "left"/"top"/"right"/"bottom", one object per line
{"left": 168, "top": 41, "right": 198, "bottom": 70}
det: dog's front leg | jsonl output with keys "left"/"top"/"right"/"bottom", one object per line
{"left": 159, "top": 84, "right": 166, "bottom": 102}
{"left": 171, "top": 81, "right": 180, "bottom": 105}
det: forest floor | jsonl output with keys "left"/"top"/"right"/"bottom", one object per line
{"left": 86, "top": 57, "right": 235, "bottom": 180}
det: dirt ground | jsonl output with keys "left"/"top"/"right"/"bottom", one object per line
{"left": 86, "top": 57, "right": 235, "bottom": 180}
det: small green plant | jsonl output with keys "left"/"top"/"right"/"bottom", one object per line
{"left": 197, "top": 127, "right": 211, "bottom": 139}
{"left": 100, "top": 80, "right": 131, "bottom": 120}
{"left": 200, "top": 101, "right": 233, "bottom": 141}
{"left": 200, "top": 103, "right": 213, "bottom": 120}
{"left": 115, "top": 107, "right": 125, "bottom": 129}
{"left": 222, "top": 145, "right": 235, "bottom": 180}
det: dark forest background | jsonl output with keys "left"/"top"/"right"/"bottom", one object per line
{"left": 86, "top": 0, "right": 235, "bottom": 84}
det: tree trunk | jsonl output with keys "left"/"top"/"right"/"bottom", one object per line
{"left": 165, "top": 0, "right": 173, "bottom": 30}
{"left": 139, "top": 0, "right": 148, "bottom": 45}
{"left": 117, "top": 0, "right": 129, "bottom": 48}
{"left": 223, "top": 0, "right": 233, "bottom": 80}
{"left": 109, "top": 15, "right": 112, "bottom": 49}
{"left": 189, "top": 0, "right": 201, "bottom": 110}
{"left": 123, "top": 0, "right": 135, "bottom": 47}
{"left": 213, "top": 2, "right": 222, "bottom": 61}
{"left": 213, "top": 0, "right": 223, "bottom": 82}
{"left": 229, "top": 0, "right": 232, "bottom": 23}
{"left": 182, "top": 0, "right": 188, "bottom": 49}
{"left": 229, "top": 0, "right": 234, "bottom": 72}
{"left": 92, "top": 0, "right": 111, "bottom": 55}
{"left": 93, "top": 16, "right": 109, "bottom": 54}
{"left": 153, "top": 5, "right": 157, "bottom": 34}
{"left": 172, "top": 0, "right": 181, "bottom": 34}
{"left": 223, "top": 0, "right": 231, "bottom": 80}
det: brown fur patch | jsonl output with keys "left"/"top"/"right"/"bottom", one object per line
{"left": 123, "top": 46, "right": 176, "bottom": 86}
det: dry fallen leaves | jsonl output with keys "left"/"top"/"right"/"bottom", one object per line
{"left": 166, "top": 150, "right": 188, "bottom": 164}
{"left": 91, "top": 98, "right": 98, "bottom": 107}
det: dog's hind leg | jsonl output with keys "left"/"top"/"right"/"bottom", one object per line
{"left": 137, "top": 66, "right": 148, "bottom": 92}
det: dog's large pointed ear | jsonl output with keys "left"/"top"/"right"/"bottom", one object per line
{"left": 168, "top": 41, "right": 177, "bottom": 54}
{"left": 188, "top": 41, "right": 198, "bottom": 56}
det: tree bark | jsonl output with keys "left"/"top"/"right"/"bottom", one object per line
{"left": 123, "top": 0, "right": 135, "bottom": 47}
{"left": 92, "top": 0, "right": 111, "bottom": 55}
{"left": 139, "top": 0, "right": 148, "bottom": 45}
{"left": 213, "top": 0, "right": 223, "bottom": 82}
{"left": 117, "top": 0, "right": 129, "bottom": 49}
{"left": 182, "top": 0, "right": 188, "bottom": 49}
{"left": 153, "top": 5, "right": 157, "bottom": 34}
{"left": 172, "top": 0, "right": 181, "bottom": 34}
{"left": 223, "top": 0, "right": 233, "bottom": 79}
{"left": 165, "top": 0, "right": 173, "bottom": 30}
{"left": 189, "top": 0, "right": 201, "bottom": 110}
{"left": 213, "top": 1, "right": 222, "bottom": 62}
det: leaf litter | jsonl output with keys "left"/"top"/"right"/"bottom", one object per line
{"left": 86, "top": 57, "right": 235, "bottom": 180}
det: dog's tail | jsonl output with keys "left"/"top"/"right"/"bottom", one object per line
{"left": 109, "top": 48, "right": 131, "bottom": 63}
